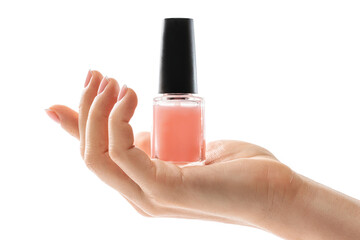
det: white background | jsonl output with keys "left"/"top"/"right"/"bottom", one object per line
{"left": 1, "top": 0, "right": 359, "bottom": 239}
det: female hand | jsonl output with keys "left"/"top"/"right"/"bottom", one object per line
{"left": 46, "top": 70, "right": 360, "bottom": 240}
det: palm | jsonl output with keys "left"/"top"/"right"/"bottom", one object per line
{"left": 204, "top": 140, "right": 278, "bottom": 164}
{"left": 135, "top": 132, "right": 278, "bottom": 163}
{"left": 134, "top": 132, "right": 291, "bottom": 225}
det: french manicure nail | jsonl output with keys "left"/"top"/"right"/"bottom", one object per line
{"left": 84, "top": 69, "right": 92, "bottom": 88}
{"left": 45, "top": 109, "right": 60, "bottom": 124}
{"left": 118, "top": 84, "right": 128, "bottom": 101}
{"left": 98, "top": 76, "right": 109, "bottom": 94}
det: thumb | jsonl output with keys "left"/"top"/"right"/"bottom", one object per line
{"left": 45, "top": 105, "right": 79, "bottom": 139}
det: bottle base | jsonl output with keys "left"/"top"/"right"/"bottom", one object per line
{"left": 151, "top": 158, "right": 206, "bottom": 167}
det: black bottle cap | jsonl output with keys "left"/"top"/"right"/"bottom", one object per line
{"left": 159, "top": 18, "right": 198, "bottom": 94}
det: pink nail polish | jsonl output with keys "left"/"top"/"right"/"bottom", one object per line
{"left": 84, "top": 69, "right": 92, "bottom": 88}
{"left": 98, "top": 76, "right": 109, "bottom": 94}
{"left": 117, "top": 84, "right": 128, "bottom": 101}
{"left": 45, "top": 109, "right": 60, "bottom": 124}
{"left": 151, "top": 19, "right": 205, "bottom": 165}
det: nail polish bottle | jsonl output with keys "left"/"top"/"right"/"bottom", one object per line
{"left": 151, "top": 18, "right": 205, "bottom": 165}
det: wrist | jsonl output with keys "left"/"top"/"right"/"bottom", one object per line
{"left": 244, "top": 163, "right": 306, "bottom": 233}
{"left": 260, "top": 172, "right": 313, "bottom": 239}
{"left": 258, "top": 170, "right": 360, "bottom": 240}
{"left": 250, "top": 169, "right": 316, "bottom": 239}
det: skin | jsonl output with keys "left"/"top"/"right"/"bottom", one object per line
{"left": 47, "top": 70, "right": 360, "bottom": 239}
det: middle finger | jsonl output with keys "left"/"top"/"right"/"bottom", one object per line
{"left": 79, "top": 70, "right": 103, "bottom": 158}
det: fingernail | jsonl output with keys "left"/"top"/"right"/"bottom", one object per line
{"left": 45, "top": 109, "right": 60, "bottom": 124}
{"left": 98, "top": 76, "right": 109, "bottom": 94}
{"left": 118, "top": 84, "right": 128, "bottom": 101}
{"left": 84, "top": 69, "right": 92, "bottom": 88}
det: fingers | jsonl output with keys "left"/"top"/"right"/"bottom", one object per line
{"left": 79, "top": 70, "right": 103, "bottom": 158}
{"left": 47, "top": 71, "right": 156, "bottom": 215}
{"left": 83, "top": 77, "right": 147, "bottom": 200}
{"left": 108, "top": 89, "right": 157, "bottom": 187}
{"left": 46, "top": 104, "right": 152, "bottom": 158}
{"left": 134, "top": 132, "right": 151, "bottom": 156}
{"left": 47, "top": 105, "right": 79, "bottom": 139}
{"left": 86, "top": 77, "right": 119, "bottom": 155}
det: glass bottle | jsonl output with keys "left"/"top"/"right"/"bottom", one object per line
{"left": 151, "top": 18, "right": 205, "bottom": 165}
